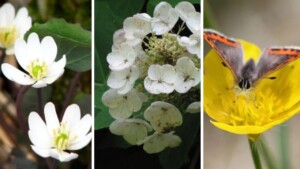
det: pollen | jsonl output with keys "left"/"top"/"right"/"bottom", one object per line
{"left": 0, "top": 25, "right": 17, "bottom": 48}
{"left": 52, "top": 123, "right": 77, "bottom": 151}
{"left": 27, "top": 58, "right": 48, "bottom": 80}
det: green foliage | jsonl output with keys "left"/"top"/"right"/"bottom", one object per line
{"left": 26, "top": 19, "right": 91, "bottom": 72}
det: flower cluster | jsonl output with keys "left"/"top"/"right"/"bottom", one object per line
{"left": 102, "top": 1, "right": 200, "bottom": 154}
{"left": 0, "top": 3, "right": 91, "bottom": 163}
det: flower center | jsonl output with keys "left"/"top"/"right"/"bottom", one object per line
{"left": 27, "top": 58, "right": 48, "bottom": 80}
{"left": 0, "top": 25, "right": 17, "bottom": 48}
{"left": 52, "top": 123, "right": 76, "bottom": 151}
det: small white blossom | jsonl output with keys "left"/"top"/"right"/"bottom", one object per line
{"left": 0, "top": 3, "right": 31, "bottom": 54}
{"left": 107, "top": 43, "right": 137, "bottom": 71}
{"left": 175, "top": 2, "right": 196, "bottom": 23}
{"left": 109, "top": 119, "right": 152, "bottom": 145}
{"left": 151, "top": 2, "right": 178, "bottom": 35}
{"left": 139, "top": 131, "right": 181, "bottom": 154}
{"left": 144, "top": 64, "right": 177, "bottom": 94}
{"left": 1, "top": 32, "right": 66, "bottom": 88}
{"left": 28, "top": 102, "right": 92, "bottom": 162}
{"left": 102, "top": 89, "right": 142, "bottom": 119}
{"left": 107, "top": 65, "right": 139, "bottom": 94}
{"left": 186, "top": 101, "right": 200, "bottom": 113}
{"left": 112, "top": 29, "right": 126, "bottom": 51}
{"left": 186, "top": 12, "right": 201, "bottom": 36}
{"left": 177, "top": 34, "right": 200, "bottom": 58}
{"left": 144, "top": 101, "right": 182, "bottom": 132}
{"left": 175, "top": 57, "right": 200, "bottom": 93}
{"left": 123, "top": 13, "right": 151, "bottom": 46}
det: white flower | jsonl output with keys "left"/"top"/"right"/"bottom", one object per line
{"left": 123, "top": 13, "right": 151, "bottom": 46}
{"left": 28, "top": 102, "right": 92, "bottom": 162}
{"left": 0, "top": 3, "right": 31, "bottom": 54}
{"left": 138, "top": 131, "right": 181, "bottom": 154}
{"left": 144, "top": 64, "right": 177, "bottom": 94}
{"left": 175, "top": 2, "right": 196, "bottom": 23}
{"left": 186, "top": 12, "right": 201, "bottom": 36}
{"left": 186, "top": 101, "right": 200, "bottom": 113}
{"left": 1, "top": 32, "right": 66, "bottom": 88}
{"left": 151, "top": 2, "right": 178, "bottom": 35}
{"left": 177, "top": 34, "right": 200, "bottom": 58}
{"left": 144, "top": 101, "right": 182, "bottom": 132}
{"left": 175, "top": 57, "right": 200, "bottom": 93}
{"left": 112, "top": 29, "right": 126, "bottom": 51}
{"left": 102, "top": 89, "right": 142, "bottom": 119}
{"left": 107, "top": 43, "right": 137, "bottom": 71}
{"left": 107, "top": 65, "right": 139, "bottom": 94}
{"left": 109, "top": 119, "right": 152, "bottom": 145}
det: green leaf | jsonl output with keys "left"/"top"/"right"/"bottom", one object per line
{"left": 25, "top": 19, "right": 91, "bottom": 72}
{"left": 159, "top": 113, "right": 200, "bottom": 169}
{"left": 22, "top": 86, "right": 52, "bottom": 116}
{"left": 94, "top": 83, "right": 114, "bottom": 130}
{"left": 147, "top": 0, "right": 200, "bottom": 14}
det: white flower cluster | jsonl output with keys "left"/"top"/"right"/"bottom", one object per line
{"left": 102, "top": 1, "right": 201, "bottom": 154}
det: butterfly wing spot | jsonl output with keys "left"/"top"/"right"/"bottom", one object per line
{"left": 268, "top": 77, "right": 276, "bottom": 80}
{"left": 221, "top": 62, "right": 228, "bottom": 67}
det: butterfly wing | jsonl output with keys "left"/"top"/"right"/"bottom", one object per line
{"left": 204, "top": 29, "right": 244, "bottom": 80}
{"left": 252, "top": 47, "right": 300, "bottom": 85}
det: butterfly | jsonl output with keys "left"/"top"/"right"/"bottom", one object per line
{"left": 204, "top": 29, "right": 300, "bottom": 90}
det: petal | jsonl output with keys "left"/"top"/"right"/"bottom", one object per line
{"left": 1, "top": 63, "right": 35, "bottom": 85}
{"left": 186, "top": 101, "right": 200, "bottom": 113}
{"left": 175, "top": 1, "right": 195, "bottom": 22}
{"left": 49, "top": 149, "right": 78, "bottom": 162}
{"left": 62, "top": 104, "right": 81, "bottom": 130}
{"left": 31, "top": 145, "right": 51, "bottom": 158}
{"left": 117, "top": 82, "right": 134, "bottom": 94}
{"left": 144, "top": 77, "right": 160, "bottom": 94}
{"left": 68, "top": 133, "right": 92, "bottom": 150}
{"left": 43, "top": 55, "right": 66, "bottom": 84}
{"left": 0, "top": 3, "right": 15, "bottom": 26}
{"left": 148, "top": 65, "right": 162, "bottom": 80}
{"left": 44, "top": 102, "right": 60, "bottom": 135}
{"left": 161, "top": 64, "right": 177, "bottom": 83}
{"left": 27, "top": 33, "right": 42, "bottom": 60}
{"left": 15, "top": 38, "right": 30, "bottom": 70}
{"left": 28, "top": 112, "right": 52, "bottom": 147}
{"left": 70, "top": 114, "right": 92, "bottom": 139}
{"left": 107, "top": 70, "right": 128, "bottom": 89}
{"left": 41, "top": 36, "right": 57, "bottom": 64}
{"left": 32, "top": 80, "right": 47, "bottom": 88}
{"left": 186, "top": 12, "right": 201, "bottom": 36}
{"left": 175, "top": 80, "right": 193, "bottom": 93}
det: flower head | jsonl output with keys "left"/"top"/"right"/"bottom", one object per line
{"left": 204, "top": 40, "right": 300, "bottom": 140}
{"left": 28, "top": 102, "right": 92, "bottom": 162}
{"left": 1, "top": 32, "right": 66, "bottom": 88}
{"left": 0, "top": 3, "right": 31, "bottom": 54}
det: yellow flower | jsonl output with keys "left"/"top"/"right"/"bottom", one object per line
{"left": 204, "top": 40, "right": 300, "bottom": 140}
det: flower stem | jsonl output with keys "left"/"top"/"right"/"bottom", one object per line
{"left": 37, "top": 88, "right": 43, "bottom": 119}
{"left": 16, "top": 85, "right": 30, "bottom": 133}
{"left": 60, "top": 72, "right": 81, "bottom": 119}
{"left": 260, "top": 138, "right": 277, "bottom": 169}
{"left": 249, "top": 139, "right": 262, "bottom": 169}
{"left": 278, "top": 124, "right": 290, "bottom": 169}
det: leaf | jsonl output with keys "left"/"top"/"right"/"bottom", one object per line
{"left": 159, "top": 113, "right": 200, "bottom": 169}
{"left": 94, "top": 83, "right": 114, "bottom": 130}
{"left": 22, "top": 86, "right": 52, "bottom": 116}
{"left": 25, "top": 19, "right": 91, "bottom": 72}
{"left": 147, "top": 0, "right": 200, "bottom": 14}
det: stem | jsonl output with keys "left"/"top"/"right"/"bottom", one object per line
{"left": 278, "top": 124, "right": 290, "bottom": 169}
{"left": 46, "top": 158, "right": 57, "bottom": 169}
{"left": 37, "top": 88, "right": 43, "bottom": 119}
{"left": 16, "top": 85, "right": 31, "bottom": 133}
{"left": 60, "top": 72, "right": 81, "bottom": 119}
{"left": 249, "top": 139, "right": 262, "bottom": 169}
{"left": 260, "top": 138, "right": 277, "bottom": 169}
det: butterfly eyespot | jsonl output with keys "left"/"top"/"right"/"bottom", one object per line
{"left": 221, "top": 62, "right": 227, "bottom": 67}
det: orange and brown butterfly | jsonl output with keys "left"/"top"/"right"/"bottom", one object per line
{"left": 204, "top": 29, "right": 300, "bottom": 90}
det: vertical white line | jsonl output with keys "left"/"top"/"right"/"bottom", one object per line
{"left": 200, "top": 0, "right": 204, "bottom": 169}
{"left": 91, "top": 0, "right": 95, "bottom": 168}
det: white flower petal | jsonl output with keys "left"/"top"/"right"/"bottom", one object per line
{"left": 43, "top": 55, "right": 66, "bottom": 84}
{"left": 28, "top": 130, "right": 52, "bottom": 148}
{"left": 0, "top": 3, "right": 15, "bottom": 26}
{"left": 32, "top": 80, "right": 47, "bottom": 88}
{"left": 41, "top": 36, "right": 57, "bottom": 64}
{"left": 70, "top": 114, "right": 92, "bottom": 139}
{"left": 186, "top": 12, "right": 201, "bottom": 36}
{"left": 44, "top": 102, "right": 60, "bottom": 135}
{"left": 62, "top": 104, "right": 81, "bottom": 130}
{"left": 107, "top": 70, "right": 128, "bottom": 89}
{"left": 186, "top": 101, "right": 200, "bottom": 113}
{"left": 68, "top": 133, "right": 92, "bottom": 150}
{"left": 144, "top": 101, "right": 182, "bottom": 132}
{"left": 27, "top": 33, "right": 42, "bottom": 59}
{"left": 49, "top": 149, "right": 78, "bottom": 162}
{"left": 161, "top": 64, "right": 177, "bottom": 83}
{"left": 1, "top": 63, "right": 35, "bottom": 85}
{"left": 15, "top": 38, "right": 30, "bottom": 70}
{"left": 175, "top": 1, "right": 195, "bottom": 22}
{"left": 30, "top": 145, "right": 51, "bottom": 158}
{"left": 147, "top": 65, "right": 161, "bottom": 80}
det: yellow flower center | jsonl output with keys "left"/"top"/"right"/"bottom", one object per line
{"left": 0, "top": 25, "right": 17, "bottom": 48}
{"left": 52, "top": 123, "right": 77, "bottom": 151}
{"left": 27, "top": 58, "right": 48, "bottom": 80}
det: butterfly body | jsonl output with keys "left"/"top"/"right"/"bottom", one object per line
{"left": 204, "top": 29, "right": 300, "bottom": 90}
